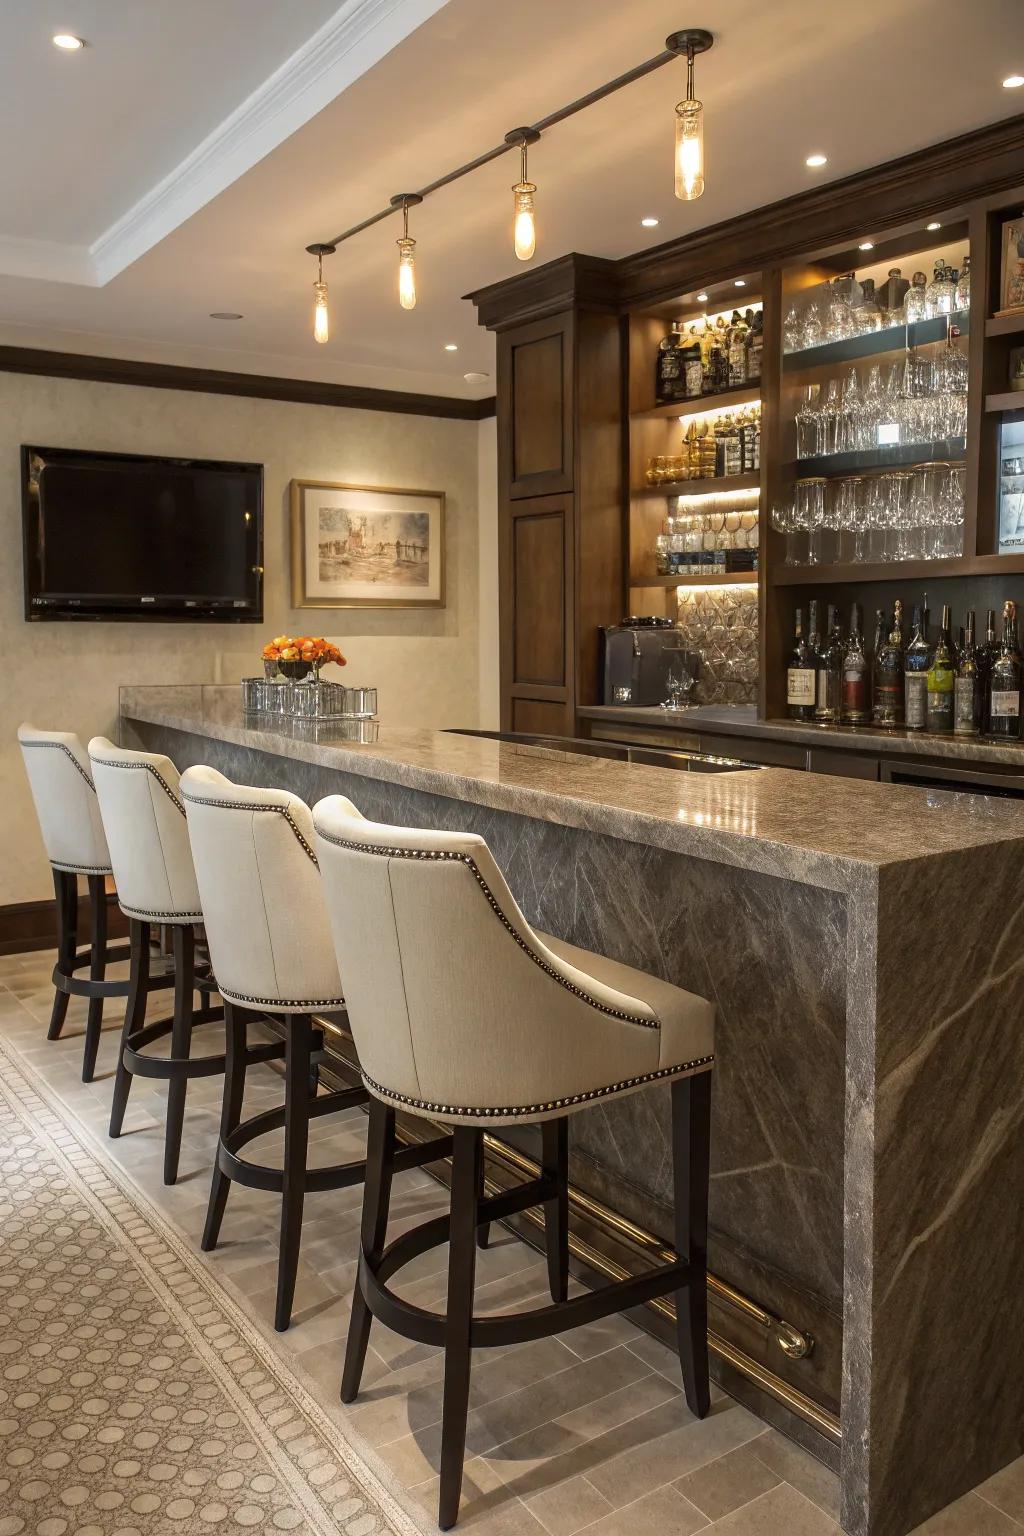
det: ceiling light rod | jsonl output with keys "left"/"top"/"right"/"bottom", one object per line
{"left": 309, "top": 31, "right": 707, "bottom": 253}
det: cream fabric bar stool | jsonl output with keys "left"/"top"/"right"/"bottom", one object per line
{"left": 18, "top": 724, "right": 132, "bottom": 1081}
{"left": 180, "top": 765, "right": 449, "bottom": 1332}
{"left": 313, "top": 795, "right": 716, "bottom": 1531}
{"left": 88, "top": 738, "right": 241, "bottom": 1184}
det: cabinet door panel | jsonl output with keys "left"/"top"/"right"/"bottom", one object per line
{"left": 512, "top": 508, "right": 566, "bottom": 687}
{"left": 500, "top": 314, "right": 573, "bottom": 499}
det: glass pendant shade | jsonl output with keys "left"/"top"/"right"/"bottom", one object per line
{"left": 313, "top": 280, "right": 329, "bottom": 343}
{"left": 397, "top": 236, "right": 417, "bottom": 309}
{"left": 513, "top": 181, "right": 537, "bottom": 261}
{"left": 674, "top": 98, "right": 704, "bottom": 200}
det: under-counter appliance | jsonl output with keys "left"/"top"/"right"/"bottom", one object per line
{"left": 601, "top": 617, "right": 701, "bottom": 707}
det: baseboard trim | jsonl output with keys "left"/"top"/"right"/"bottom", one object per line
{"left": 0, "top": 891, "right": 128, "bottom": 957}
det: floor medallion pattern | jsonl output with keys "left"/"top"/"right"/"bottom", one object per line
{"left": 0, "top": 1034, "right": 420, "bottom": 1536}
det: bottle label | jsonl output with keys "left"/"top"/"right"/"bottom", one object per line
{"left": 926, "top": 689, "right": 954, "bottom": 732}
{"left": 990, "top": 689, "right": 1020, "bottom": 718}
{"left": 904, "top": 673, "right": 927, "bottom": 728}
{"left": 787, "top": 668, "right": 815, "bottom": 705}
{"left": 842, "top": 668, "right": 868, "bottom": 716}
{"left": 954, "top": 677, "right": 979, "bottom": 733}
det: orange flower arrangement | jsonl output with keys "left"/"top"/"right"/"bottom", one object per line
{"left": 262, "top": 635, "right": 346, "bottom": 671}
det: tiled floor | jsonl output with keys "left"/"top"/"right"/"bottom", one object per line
{"left": 2, "top": 945, "right": 1024, "bottom": 1536}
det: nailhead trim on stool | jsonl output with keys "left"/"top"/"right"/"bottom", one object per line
{"left": 220, "top": 987, "right": 347, "bottom": 1009}
{"left": 180, "top": 790, "right": 319, "bottom": 864}
{"left": 92, "top": 757, "right": 186, "bottom": 814}
{"left": 20, "top": 738, "right": 96, "bottom": 789}
{"left": 315, "top": 831, "right": 660, "bottom": 1027}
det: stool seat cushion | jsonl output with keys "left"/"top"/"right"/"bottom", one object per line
{"left": 537, "top": 932, "right": 714, "bottom": 1077}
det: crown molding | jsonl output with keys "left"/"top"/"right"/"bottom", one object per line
{"left": 466, "top": 254, "right": 620, "bottom": 332}
{"left": 0, "top": 235, "right": 95, "bottom": 286}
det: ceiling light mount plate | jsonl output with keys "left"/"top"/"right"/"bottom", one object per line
{"left": 504, "top": 126, "right": 541, "bottom": 148}
{"left": 305, "top": 242, "right": 337, "bottom": 257}
{"left": 665, "top": 28, "right": 714, "bottom": 57}
{"left": 390, "top": 193, "right": 424, "bottom": 209}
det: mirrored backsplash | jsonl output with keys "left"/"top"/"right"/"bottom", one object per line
{"left": 675, "top": 586, "right": 759, "bottom": 705}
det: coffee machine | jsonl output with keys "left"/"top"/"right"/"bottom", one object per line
{"left": 601, "top": 617, "right": 701, "bottom": 707}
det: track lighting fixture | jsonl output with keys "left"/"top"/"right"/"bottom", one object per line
{"left": 505, "top": 128, "right": 541, "bottom": 261}
{"left": 307, "top": 243, "right": 335, "bottom": 343}
{"left": 667, "top": 29, "right": 713, "bottom": 201}
{"left": 391, "top": 194, "right": 423, "bottom": 309}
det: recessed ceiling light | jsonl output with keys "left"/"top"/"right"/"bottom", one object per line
{"left": 463, "top": 371, "right": 490, "bottom": 383}
{"left": 805, "top": 153, "right": 828, "bottom": 168}
{"left": 927, "top": 221, "right": 941, "bottom": 231}
{"left": 696, "top": 291, "right": 709, "bottom": 302}
{"left": 1003, "top": 74, "right": 1024, "bottom": 88}
{"left": 859, "top": 241, "right": 875, "bottom": 251}
{"left": 52, "top": 32, "right": 84, "bottom": 49}
{"left": 444, "top": 343, "right": 458, "bottom": 352}
{"left": 734, "top": 279, "right": 746, "bottom": 287}
{"left": 640, "top": 217, "right": 660, "bottom": 228}
{"left": 209, "top": 311, "right": 243, "bottom": 320}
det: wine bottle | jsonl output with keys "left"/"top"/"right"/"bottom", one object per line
{"left": 786, "top": 607, "right": 816, "bottom": 720}
{"left": 988, "top": 600, "right": 1022, "bottom": 739}
{"left": 979, "top": 608, "right": 997, "bottom": 733}
{"left": 903, "top": 606, "right": 931, "bottom": 732}
{"left": 872, "top": 600, "right": 905, "bottom": 727}
{"left": 840, "top": 602, "right": 870, "bottom": 726}
{"left": 925, "top": 604, "right": 955, "bottom": 734}
{"left": 814, "top": 605, "right": 843, "bottom": 726}
{"left": 954, "top": 610, "right": 981, "bottom": 737}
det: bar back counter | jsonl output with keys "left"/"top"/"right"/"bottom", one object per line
{"left": 121, "top": 683, "right": 1024, "bottom": 1536}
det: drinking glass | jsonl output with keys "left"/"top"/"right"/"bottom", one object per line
{"left": 797, "top": 479, "right": 827, "bottom": 564}
{"left": 802, "top": 304, "right": 824, "bottom": 350}
{"left": 837, "top": 367, "right": 861, "bottom": 455}
{"left": 835, "top": 477, "right": 862, "bottom": 561}
{"left": 817, "top": 378, "right": 841, "bottom": 456}
{"left": 937, "top": 464, "right": 966, "bottom": 556}
{"left": 772, "top": 500, "right": 798, "bottom": 565}
{"left": 795, "top": 384, "right": 821, "bottom": 459}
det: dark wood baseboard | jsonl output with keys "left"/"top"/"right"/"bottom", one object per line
{"left": 0, "top": 890, "right": 128, "bottom": 956}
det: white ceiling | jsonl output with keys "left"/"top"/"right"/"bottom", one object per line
{"left": 0, "top": 0, "right": 1021, "bottom": 398}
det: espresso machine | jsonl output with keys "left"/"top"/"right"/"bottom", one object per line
{"left": 600, "top": 617, "right": 701, "bottom": 708}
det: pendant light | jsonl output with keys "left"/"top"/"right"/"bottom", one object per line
{"left": 391, "top": 193, "right": 423, "bottom": 309}
{"left": 307, "top": 243, "right": 335, "bottom": 343}
{"left": 506, "top": 127, "right": 540, "bottom": 261}
{"left": 667, "top": 29, "right": 713, "bottom": 202}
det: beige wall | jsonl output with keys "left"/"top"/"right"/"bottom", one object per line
{"left": 1, "top": 370, "right": 487, "bottom": 905}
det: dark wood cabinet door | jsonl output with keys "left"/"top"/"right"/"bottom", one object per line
{"left": 501, "top": 494, "right": 574, "bottom": 734}
{"left": 499, "top": 314, "right": 574, "bottom": 500}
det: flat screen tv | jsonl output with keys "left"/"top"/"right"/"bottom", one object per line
{"left": 22, "top": 445, "right": 264, "bottom": 621}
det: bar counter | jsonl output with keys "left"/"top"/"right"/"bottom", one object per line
{"left": 120, "top": 684, "right": 1024, "bottom": 1536}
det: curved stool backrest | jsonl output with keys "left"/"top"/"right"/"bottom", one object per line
{"left": 88, "top": 737, "right": 202, "bottom": 923}
{"left": 180, "top": 764, "right": 343, "bottom": 1012}
{"left": 18, "top": 724, "right": 110, "bottom": 874}
{"left": 312, "top": 794, "right": 663, "bottom": 1121}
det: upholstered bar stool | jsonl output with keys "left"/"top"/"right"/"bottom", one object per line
{"left": 180, "top": 764, "right": 450, "bottom": 1332}
{"left": 88, "top": 737, "right": 237, "bottom": 1184}
{"left": 312, "top": 795, "right": 716, "bottom": 1530}
{"left": 17, "top": 724, "right": 131, "bottom": 1081}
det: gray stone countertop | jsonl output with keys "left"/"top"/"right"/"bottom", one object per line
{"left": 120, "top": 684, "right": 1024, "bottom": 894}
{"left": 579, "top": 702, "right": 1024, "bottom": 767}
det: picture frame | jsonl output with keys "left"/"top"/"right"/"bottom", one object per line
{"left": 1010, "top": 344, "right": 1024, "bottom": 393}
{"left": 997, "top": 215, "right": 1024, "bottom": 316}
{"left": 289, "top": 479, "right": 445, "bottom": 610}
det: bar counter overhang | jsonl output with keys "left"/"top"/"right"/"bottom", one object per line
{"left": 119, "top": 683, "right": 1024, "bottom": 1536}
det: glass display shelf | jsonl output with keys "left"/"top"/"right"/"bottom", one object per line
{"left": 635, "top": 570, "right": 758, "bottom": 588}
{"left": 790, "top": 439, "right": 966, "bottom": 479}
{"left": 634, "top": 384, "right": 761, "bottom": 420}
{"left": 782, "top": 312, "right": 969, "bottom": 372}
{"left": 635, "top": 471, "right": 761, "bottom": 497}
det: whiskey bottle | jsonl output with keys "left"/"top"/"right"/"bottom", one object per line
{"left": 903, "top": 606, "right": 931, "bottom": 731}
{"left": 904, "top": 271, "right": 929, "bottom": 324}
{"left": 872, "top": 600, "right": 905, "bottom": 727}
{"left": 954, "top": 610, "right": 981, "bottom": 737}
{"left": 988, "top": 599, "right": 1022, "bottom": 739}
{"left": 681, "top": 326, "right": 704, "bottom": 399}
{"left": 713, "top": 318, "right": 730, "bottom": 392}
{"left": 786, "top": 606, "right": 817, "bottom": 720}
{"left": 979, "top": 608, "right": 997, "bottom": 732}
{"left": 655, "top": 320, "right": 685, "bottom": 403}
{"left": 840, "top": 603, "right": 870, "bottom": 725}
{"left": 746, "top": 311, "right": 763, "bottom": 382}
{"left": 925, "top": 604, "right": 955, "bottom": 734}
{"left": 814, "top": 605, "right": 843, "bottom": 725}
{"left": 728, "top": 310, "right": 749, "bottom": 388}
{"left": 879, "top": 267, "right": 909, "bottom": 318}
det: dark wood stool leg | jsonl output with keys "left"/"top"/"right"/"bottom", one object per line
{"left": 109, "top": 919, "right": 150, "bottom": 1137}
{"left": 202, "top": 1002, "right": 247, "bottom": 1252}
{"left": 541, "top": 1117, "right": 569, "bottom": 1304}
{"left": 475, "top": 1152, "right": 490, "bottom": 1250}
{"left": 48, "top": 870, "right": 77, "bottom": 1040}
{"left": 275, "top": 1014, "right": 312, "bottom": 1332}
{"left": 163, "top": 925, "right": 195, "bottom": 1185}
{"left": 82, "top": 875, "right": 108, "bottom": 1082}
{"left": 340, "top": 1098, "right": 396, "bottom": 1403}
{"left": 438, "top": 1126, "right": 482, "bottom": 1531}
{"left": 672, "top": 1072, "right": 711, "bottom": 1420}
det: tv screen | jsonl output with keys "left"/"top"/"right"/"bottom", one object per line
{"left": 22, "top": 445, "right": 263, "bottom": 621}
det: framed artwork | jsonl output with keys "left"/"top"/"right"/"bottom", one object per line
{"left": 997, "top": 215, "right": 1024, "bottom": 316}
{"left": 290, "top": 479, "right": 445, "bottom": 609}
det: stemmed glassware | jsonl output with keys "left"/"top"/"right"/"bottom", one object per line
{"left": 774, "top": 463, "right": 961, "bottom": 567}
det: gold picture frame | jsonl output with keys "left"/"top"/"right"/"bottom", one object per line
{"left": 290, "top": 478, "right": 446, "bottom": 610}
{"left": 997, "top": 215, "right": 1024, "bottom": 316}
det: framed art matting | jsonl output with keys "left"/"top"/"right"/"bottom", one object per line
{"left": 290, "top": 479, "right": 445, "bottom": 609}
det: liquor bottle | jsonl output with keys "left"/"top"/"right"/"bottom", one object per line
{"left": 680, "top": 326, "right": 704, "bottom": 399}
{"left": 954, "top": 255, "right": 970, "bottom": 313}
{"left": 925, "top": 259, "right": 953, "bottom": 318}
{"left": 903, "top": 606, "right": 931, "bottom": 731}
{"left": 872, "top": 600, "right": 905, "bottom": 727}
{"left": 655, "top": 320, "right": 685, "bottom": 403}
{"left": 841, "top": 602, "right": 870, "bottom": 725}
{"left": 814, "top": 605, "right": 843, "bottom": 725}
{"left": 925, "top": 604, "right": 955, "bottom": 734}
{"left": 988, "top": 599, "right": 1022, "bottom": 739}
{"left": 713, "top": 318, "right": 731, "bottom": 392}
{"left": 807, "top": 598, "right": 822, "bottom": 660}
{"left": 879, "top": 267, "right": 909, "bottom": 319}
{"left": 904, "top": 271, "right": 929, "bottom": 324}
{"left": 979, "top": 608, "right": 997, "bottom": 732}
{"left": 853, "top": 278, "right": 884, "bottom": 334}
{"left": 954, "top": 610, "right": 982, "bottom": 737}
{"left": 728, "top": 311, "right": 749, "bottom": 388}
{"left": 746, "top": 311, "right": 763, "bottom": 381}
{"left": 786, "top": 607, "right": 817, "bottom": 721}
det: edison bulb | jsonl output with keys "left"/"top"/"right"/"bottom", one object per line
{"left": 313, "top": 280, "right": 329, "bottom": 344}
{"left": 513, "top": 182, "right": 536, "bottom": 261}
{"left": 397, "top": 237, "right": 417, "bottom": 309}
{"left": 674, "top": 99, "right": 704, "bottom": 201}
